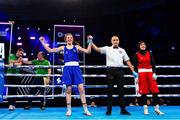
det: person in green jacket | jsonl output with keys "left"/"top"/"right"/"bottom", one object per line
{"left": 7, "top": 48, "right": 24, "bottom": 111}
{"left": 23, "top": 51, "right": 51, "bottom": 110}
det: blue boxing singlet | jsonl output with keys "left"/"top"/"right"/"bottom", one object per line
{"left": 64, "top": 46, "right": 79, "bottom": 63}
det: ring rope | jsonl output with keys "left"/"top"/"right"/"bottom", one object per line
{"left": 3, "top": 65, "right": 180, "bottom": 99}
{"left": 4, "top": 65, "right": 180, "bottom": 69}
{"left": 4, "top": 84, "right": 180, "bottom": 88}
{"left": 3, "top": 94, "right": 180, "bottom": 98}
{"left": 5, "top": 73, "right": 180, "bottom": 78}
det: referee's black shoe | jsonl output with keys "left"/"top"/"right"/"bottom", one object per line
{"left": 106, "top": 109, "right": 112, "bottom": 115}
{"left": 121, "top": 109, "right": 131, "bottom": 115}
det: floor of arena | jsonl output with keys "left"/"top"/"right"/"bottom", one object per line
{"left": 0, "top": 106, "right": 180, "bottom": 120}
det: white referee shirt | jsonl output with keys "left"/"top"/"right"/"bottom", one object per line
{"left": 100, "top": 46, "right": 130, "bottom": 67}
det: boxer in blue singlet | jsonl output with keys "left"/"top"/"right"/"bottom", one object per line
{"left": 40, "top": 33, "right": 93, "bottom": 116}
{"left": 63, "top": 45, "right": 83, "bottom": 86}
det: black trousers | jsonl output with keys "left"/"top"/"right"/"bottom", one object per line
{"left": 27, "top": 77, "right": 45, "bottom": 107}
{"left": 106, "top": 67, "right": 126, "bottom": 110}
{"left": 6, "top": 76, "right": 20, "bottom": 106}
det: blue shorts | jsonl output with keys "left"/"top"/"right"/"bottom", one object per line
{"left": 62, "top": 66, "right": 84, "bottom": 86}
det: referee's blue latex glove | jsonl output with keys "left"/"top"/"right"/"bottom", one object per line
{"left": 133, "top": 71, "right": 138, "bottom": 78}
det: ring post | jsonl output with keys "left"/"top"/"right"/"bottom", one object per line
{"left": 0, "top": 58, "right": 4, "bottom": 102}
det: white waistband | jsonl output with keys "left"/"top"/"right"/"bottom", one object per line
{"left": 138, "top": 69, "right": 152, "bottom": 73}
{"left": 64, "top": 61, "right": 79, "bottom": 66}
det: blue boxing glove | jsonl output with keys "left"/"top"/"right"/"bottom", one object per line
{"left": 87, "top": 35, "right": 93, "bottom": 45}
{"left": 133, "top": 71, "right": 138, "bottom": 79}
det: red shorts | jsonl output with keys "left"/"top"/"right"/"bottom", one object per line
{"left": 138, "top": 72, "right": 159, "bottom": 94}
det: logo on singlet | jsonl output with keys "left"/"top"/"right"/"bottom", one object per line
{"left": 65, "top": 51, "right": 68, "bottom": 54}
{"left": 73, "top": 49, "right": 76, "bottom": 53}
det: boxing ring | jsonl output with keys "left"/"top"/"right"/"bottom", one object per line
{"left": 3, "top": 65, "right": 180, "bottom": 98}
{"left": 0, "top": 65, "right": 180, "bottom": 119}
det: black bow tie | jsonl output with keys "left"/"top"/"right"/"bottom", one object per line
{"left": 113, "top": 46, "right": 118, "bottom": 49}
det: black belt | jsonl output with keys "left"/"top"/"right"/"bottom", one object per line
{"left": 107, "top": 67, "right": 123, "bottom": 70}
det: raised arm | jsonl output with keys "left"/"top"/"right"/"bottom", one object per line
{"left": 76, "top": 35, "right": 93, "bottom": 54}
{"left": 76, "top": 44, "right": 92, "bottom": 54}
{"left": 39, "top": 37, "right": 64, "bottom": 53}
{"left": 92, "top": 43, "right": 101, "bottom": 53}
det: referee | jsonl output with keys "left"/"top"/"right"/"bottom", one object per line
{"left": 92, "top": 36, "right": 137, "bottom": 115}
